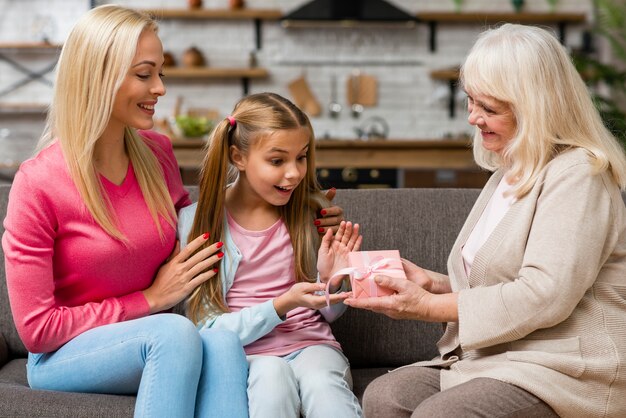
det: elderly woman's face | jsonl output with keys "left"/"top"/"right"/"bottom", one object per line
{"left": 466, "top": 92, "right": 516, "bottom": 155}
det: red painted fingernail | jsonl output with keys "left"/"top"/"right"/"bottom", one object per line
{"left": 217, "top": 252, "right": 224, "bottom": 258}
{"left": 213, "top": 268, "right": 219, "bottom": 273}
{"left": 318, "top": 227, "right": 324, "bottom": 233}
{"left": 216, "top": 242, "right": 224, "bottom": 248}
{"left": 203, "top": 232, "right": 210, "bottom": 240}
{"left": 314, "top": 220, "right": 321, "bottom": 226}
{"left": 320, "top": 209, "right": 327, "bottom": 215}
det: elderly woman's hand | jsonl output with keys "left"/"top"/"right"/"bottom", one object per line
{"left": 401, "top": 258, "right": 452, "bottom": 295}
{"left": 344, "top": 260, "right": 459, "bottom": 322}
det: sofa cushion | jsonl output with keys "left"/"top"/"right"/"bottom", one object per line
{"left": 331, "top": 188, "right": 480, "bottom": 273}
{"left": 351, "top": 367, "right": 392, "bottom": 402}
{"left": 0, "top": 333, "right": 7, "bottom": 367}
{"left": 329, "top": 188, "right": 479, "bottom": 366}
{"left": 331, "top": 309, "right": 442, "bottom": 368}
{"left": 0, "top": 185, "right": 26, "bottom": 358}
{"left": 0, "top": 359, "right": 135, "bottom": 417}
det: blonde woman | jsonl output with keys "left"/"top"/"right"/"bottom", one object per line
{"left": 347, "top": 24, "right": 626, "bottom": 417}
{"left": 2, "top": 6, "right": 248, "bottom": 417}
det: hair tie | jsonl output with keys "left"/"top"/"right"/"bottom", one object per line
{"left": 227, "top": 116, "right": 236, "bottom": 127}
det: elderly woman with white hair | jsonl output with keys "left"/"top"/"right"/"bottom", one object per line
{"left": 346, "top": 24, "right": 626, "bottom": 418}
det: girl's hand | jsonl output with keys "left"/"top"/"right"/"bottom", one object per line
{"left": 143, "top": 234, "right": 224, "bottom": 313}
{"left": 317, "top": 221, "right": 362, "bottom": 291}
{"left": 273, "top": 282, "right": 349, "bottom": 317}
{"left": 315, "top": 188, "right": 345, "bottom": 234}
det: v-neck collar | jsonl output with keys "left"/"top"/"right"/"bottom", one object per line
{"left": 100, "top": 160, "right": 135, "bottom": 197}
{"left": 450, "top": 170, "right": 523, "bottom": 288}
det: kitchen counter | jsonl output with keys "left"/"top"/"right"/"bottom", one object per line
{"left": 171, "top": 138, "right": 478, "bottom": 170}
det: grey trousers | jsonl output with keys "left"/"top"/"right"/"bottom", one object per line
{"left": 363, "top": 366, "right": 558, "bottom": 418}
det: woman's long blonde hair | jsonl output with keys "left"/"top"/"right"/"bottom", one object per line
{"left": 186, "top": 93, "right": 328, "bottom": 324}
{"left": 461, "top": 23, "right": 626, "bottom": 197}
{"left": 37, "top": 5, "right": 176, "bottom": 241}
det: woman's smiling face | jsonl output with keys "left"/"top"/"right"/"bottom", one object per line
{"left": 109, "top": 29, "right": 165, "bottom": 133}
{"left": 466, "top": 91, "right": 517, "bottom": 155}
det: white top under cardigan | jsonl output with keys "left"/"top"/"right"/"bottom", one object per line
{"left": 461, "top": 174, "right": 516, "bottom": 276}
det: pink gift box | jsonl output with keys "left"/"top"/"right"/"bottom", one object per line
{"left": 348, "top": 250, "right": 404, "bottom": 299}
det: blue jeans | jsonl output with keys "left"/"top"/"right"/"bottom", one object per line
{"left": 27, "top": 314, "right": 249, "bottom": 418}
{"left": 247, "top": 344, "right": 363, "bottom": 418}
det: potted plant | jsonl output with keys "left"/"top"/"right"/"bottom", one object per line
{"left": 573, "top": 0, "right": 626, "bottom": 147}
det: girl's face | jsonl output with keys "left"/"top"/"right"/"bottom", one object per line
{"left": 109, "top": 30, "right": 165, "bottom": 133}
{"left": 466, "top": 91, "right": 517, "bottom": 155}
{"left": 232, "top": 128, "right": 310, "bottom": 208}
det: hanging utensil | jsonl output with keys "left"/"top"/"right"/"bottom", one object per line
{"left": 349, "top": 69, "right": 363, "bottom": 119}
{"left": 288, "top": 74, "right": 321, "bottom": 117}
{"left": 328, "top": 74, "right": 342, "bottom": 118}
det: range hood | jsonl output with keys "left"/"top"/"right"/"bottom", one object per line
{"left": 282, "top": 0, "right": 417, "bottom": 28}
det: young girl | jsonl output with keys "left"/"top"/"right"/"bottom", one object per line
{"left": 178, "top": 92, "right": 363, "bottom": 418}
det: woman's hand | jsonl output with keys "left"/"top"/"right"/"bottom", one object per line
{"left": 273, "top": 282, "right": 349, "bottom": 317}
{"left": 344, "top": 262, "right": 459, "bottom": 322}
{"left": 401, "top": 258, "right": 452, "bottom": 294}
{"left": 317, "top": 221, "right": 362, "bottom": 291}
{"left": 143, "top": 233, "right": 223, "bottom": 313}
{"left": 315, "top": 188, "right": 345, "bottom": 234}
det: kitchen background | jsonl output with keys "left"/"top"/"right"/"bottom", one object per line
{"left": 0, "top": 0, "right": 607, "bottom": 187}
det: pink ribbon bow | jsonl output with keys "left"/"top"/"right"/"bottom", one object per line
{"left": 324, "top": 257, "right": 398, "bottom": 306}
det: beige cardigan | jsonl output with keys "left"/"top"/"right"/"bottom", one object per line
{"left": 419, "top": 149, "right": 626, "bottom": 417}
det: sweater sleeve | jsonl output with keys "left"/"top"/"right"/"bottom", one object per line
{"left": 457, "top": 161, "right": 617, "bottom": 350}
{"left": 317, "top": 276, "right": 348, "bottom": 323}
{"left": 2, "top": 171, "right": 149, "bottom": 354}
{"left": 201, "top": 301, "right": 284, "bottom": 346}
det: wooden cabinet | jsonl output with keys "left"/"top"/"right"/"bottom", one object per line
{"left": 171, "top": 138, "right": 489, "bottom": 188}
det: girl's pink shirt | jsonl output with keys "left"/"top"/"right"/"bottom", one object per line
{"left": 226, "top": 212, "right": 340, "bottom": 356}
{"left": 2, "top": 131, "right": 190, "bottom": 353}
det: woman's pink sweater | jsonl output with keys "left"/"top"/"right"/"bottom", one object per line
{"left": 2, "top": 131, "right": 190, "bottom": 353}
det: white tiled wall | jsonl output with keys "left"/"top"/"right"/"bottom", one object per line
{"left": 0, "top": 0, "right": 593, "bottom": 150}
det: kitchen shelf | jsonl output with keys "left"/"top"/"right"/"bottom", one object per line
{"left": 164, "top": 66, "right": 268, "bottom": 79}
{"left": 140, "top": 7, "right": 278, "bottom": 98}
{"left": 163, "top": 66, "right": 268, "bottom": 95}
{"left": 141, "top": 8, "right": 281, "bottom": 49}
{"left": 0, "top": 42, "right": 61, "bottom": 50}
{"left": 430, "top": 67, "right": 461, "bottom": 119}
{"left": 0, "top": 43, "right": 60, "bottom": 99}
{"left": 142, "top": 8, "right": 282, "bottom": 20}
{"left": 429, "top": 60, "right": 594, "bottom": 118}
{"left": 0, "top": 103, "right": 48, "bottom": 114}
{"left": 430, "top": 67, "right": 460, "bottom": 81}
{"left": 416, "top": 12, "right": 587, "bottom": 51}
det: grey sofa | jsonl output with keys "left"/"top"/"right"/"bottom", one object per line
{"left": 0, "top": 184, "right": 481, "bottom": 417}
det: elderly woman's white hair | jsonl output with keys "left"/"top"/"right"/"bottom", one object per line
{"left": 461, "top": 23, "right": 626, "bottom": 197}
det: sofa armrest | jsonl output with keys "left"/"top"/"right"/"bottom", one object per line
{"left": 0, "top": 333, "right": 8, "bottom": 367}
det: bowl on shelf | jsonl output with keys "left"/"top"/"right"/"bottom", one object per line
{"left": 170, "top": 114, "right": 214, "bottom": 140}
